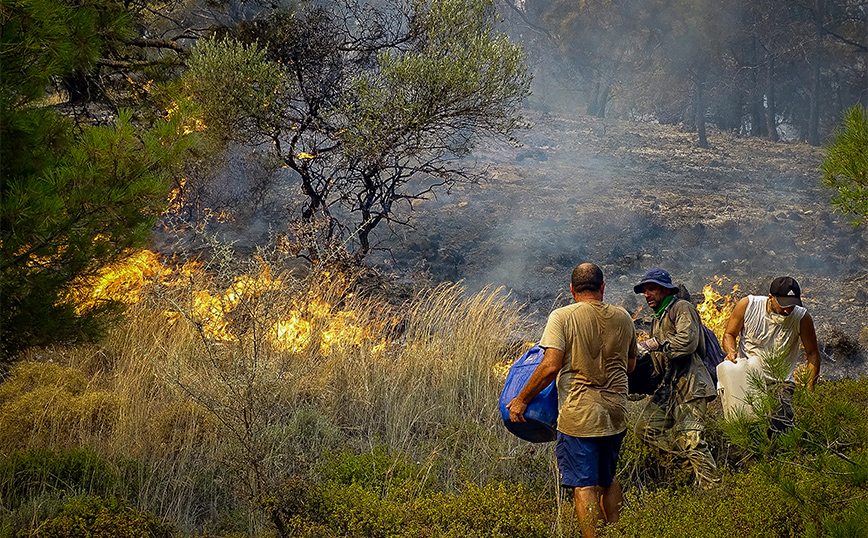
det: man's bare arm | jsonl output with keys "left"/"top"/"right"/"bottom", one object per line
{"left": 723, "top": 297, "right": 749, "bottom": 363}
{"left": 800, "top": 312, "right": 821, "bottom": 389}
{"left": 506, "top": 347, "right": 563, "bottom": 423}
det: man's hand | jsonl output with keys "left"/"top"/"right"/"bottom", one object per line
{"left": 506, "top": 398, "right": 528, "bottom": 423}
{"left": 638, "top": 337, "right": 662, "bottom": 352}
{"left": 724, "top": 351, "right": 738, "bottom": 363}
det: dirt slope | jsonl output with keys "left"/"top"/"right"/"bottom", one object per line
{"left": 368, "top": 111, "right": 868, "bottom": 378}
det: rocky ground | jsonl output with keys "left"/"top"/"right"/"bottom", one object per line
{"left": 366, "top": 110, "right": 868, "bottom": 380}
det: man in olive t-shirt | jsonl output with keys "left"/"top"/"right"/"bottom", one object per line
{"left": 507, "top": 263, "right": 637, "bottom": 538}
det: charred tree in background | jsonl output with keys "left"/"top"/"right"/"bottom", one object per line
{"left": 502, "top": 0, "right": 866, "bottom": 144}
{"left": 184, "top": 0, "right": 530, "bottom": 263}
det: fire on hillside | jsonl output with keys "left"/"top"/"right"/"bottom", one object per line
{"left": 697, "top": 277, "right": 738, "bottom": 341}
{"left": 71, "top": 250, "right": 396, "bottom": 355}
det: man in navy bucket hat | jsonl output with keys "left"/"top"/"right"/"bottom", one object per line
{"left": 633, "top": 268, "right": 720, "bottom": 489}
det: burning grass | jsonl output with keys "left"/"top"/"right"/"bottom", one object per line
{"left": 1, "top": 250, "right": 545, "bottom": 533}
{"left": 2, "top": 251, "right": 865, "bottom": 537}
{"left": 696, "top": 276, "right": 738, "bottom": 341}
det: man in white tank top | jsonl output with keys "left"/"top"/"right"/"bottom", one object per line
{"left": 722, "top": 276, "right": 821, "bottom": 432}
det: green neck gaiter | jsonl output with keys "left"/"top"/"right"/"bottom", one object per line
{"left": 654, "top": 294, "right": 675, "bottom": 319}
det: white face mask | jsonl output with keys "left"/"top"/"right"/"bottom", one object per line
{"left": 765, "top": 297, "right": 792, "bottom": 324}
{"left": 767, "top": 311, "right": 789, "bottom": 325}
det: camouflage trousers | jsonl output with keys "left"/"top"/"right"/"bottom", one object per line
{"left": 634, "top": 397, "right": 721, "bottom": 489}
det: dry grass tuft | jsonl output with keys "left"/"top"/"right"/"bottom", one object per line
{"left": 0, "top": 257, "right": 546, "bottom": 531}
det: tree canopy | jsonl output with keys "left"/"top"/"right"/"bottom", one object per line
{"left": 0, "top": 0, "right": 199, "bottom": 358}
{"left": 184, "top": 0, "right": 531, "bottom": 262}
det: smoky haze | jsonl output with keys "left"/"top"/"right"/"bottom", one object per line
{"left": 153, "top": 0, "right": 866, "bottom": 370}
{"left": 364, "top": 110, "right": 867, "bottom": 360}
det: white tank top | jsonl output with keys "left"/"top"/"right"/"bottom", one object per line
{"left": 738, "top": 295, "right": 806, "bottom": 382}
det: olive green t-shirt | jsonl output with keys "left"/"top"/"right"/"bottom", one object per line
{"left": 540, "top": 300, "right": 637, "bottom": 438}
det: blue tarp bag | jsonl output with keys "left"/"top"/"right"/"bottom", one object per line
{"left": 498, "top": 344, "right": 558, "bottom": 443}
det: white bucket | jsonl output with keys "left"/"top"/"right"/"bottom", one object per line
{"left": 716, "top": 357, "right": 765, "bottom": 419}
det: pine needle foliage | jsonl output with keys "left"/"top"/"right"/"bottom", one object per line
{"left": 821, "top": 104, "right": 868, "bottom": 225}
{"left": 1, "top": 0, "right": 201, "bottom": 359}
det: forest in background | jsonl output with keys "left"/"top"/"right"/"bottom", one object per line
{"left": 1, "top": 0, "right": 867, "bottom": 536}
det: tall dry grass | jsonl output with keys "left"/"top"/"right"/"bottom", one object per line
{"left": 1, "top": 259, "right": 555, "bottom": 531}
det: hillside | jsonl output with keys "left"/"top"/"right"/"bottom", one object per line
{"left": 367, "top": 110, "right": 868, "bottom": 377}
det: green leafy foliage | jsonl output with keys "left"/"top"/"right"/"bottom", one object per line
{"left": 342, "top": 0, "right": 529, "bottom": 158}
{"left": 319, "top": 446, "right": 440, "bottom": 494}
{"left": 184, "top": 37, "right": 283, "bottom": 141}
{"left": 822, "top": 104, "right": 868, "bottom": 225}
{"left": 186, "top": 0, "right": 530, "bottom": 261}
{"left": 34, "top": 495, "right": 176, "bottom": 538}
{"left": 267, "top": 477, "right": 553, "bottom": 538}
{"left": 0, "top": 448, "right": 117, "bottom": 512}
{"left": 258, "top": 448, "right": 552, "bottom": 538}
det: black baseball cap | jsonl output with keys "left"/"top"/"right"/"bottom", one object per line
{"left": 770, "top": 276, "right": 802, "bottom": 308}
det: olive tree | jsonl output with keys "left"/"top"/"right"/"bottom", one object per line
{"left": 184, "top": 0, "right": 531, "bottom": 262}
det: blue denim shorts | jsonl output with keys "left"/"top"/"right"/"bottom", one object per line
{"left": 556, "top": 430, "right": 626, "bottom": 488}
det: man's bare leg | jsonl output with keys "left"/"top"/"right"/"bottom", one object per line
{"left": 600, "top": 478, "right": 623, "bottom": 524}
{"left": 574, "top": 486, "right": 603, "bottom": 538}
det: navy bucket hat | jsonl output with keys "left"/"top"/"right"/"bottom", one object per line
{"left": 633, "top": 268, "right": 678, "bottom": 294}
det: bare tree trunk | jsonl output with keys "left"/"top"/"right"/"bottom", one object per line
{"left": 807, "top": 0, "right": 825, "bottom": 146}
{"left": 765, "top": 55, "right": 779, "bottom": 142}
{"left": 587, "top": 76, "right": 611, "bottom": 119}
{"left": 750, "top": 37, "right": 765, "bottom": 137}
{"left": 695, "top": 77, "right": 708, "bottom": 148}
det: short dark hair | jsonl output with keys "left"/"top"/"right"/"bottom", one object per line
{"left": 571, "top": 263, "right": 604, "bottom": 293}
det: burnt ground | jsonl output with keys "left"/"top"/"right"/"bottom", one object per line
{"left": 366, "top": 110, "right": 868, "bottom": 380}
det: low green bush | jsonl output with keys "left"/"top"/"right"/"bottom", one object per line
{"left": 260, "top": 448, "right": 553, "bottom": 538}
{"left": 612, "top": 472, "right": 795, "bottom": 538}
{"left": 303, "top": 480, "right": 552, "bottom": 538}
{"left": 0, "top": 447, "right": 117, "bottom": 511}
{"left": 0, "top": 362, "right": 120, "bottom": 450}
{"left": 796, "top": 376, "right": 868, "bottom": 451}
{"left": 319, "top": 445, "right": 440, "bottom": 495}
{"left": 33, "top": 495, "right": 177, "bottom": 538}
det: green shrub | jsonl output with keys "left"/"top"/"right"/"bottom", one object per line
{"left": 611, "top": 468, "right": 801, "bottom": 537}
{"left": 262, "top": 455, "right": 553, "bottom": 538}
{"left": 0, "top": 362, "right": 121, "bottom": 450}
{"left": 33, "top": 495, "right": 177, "bottom": 538}
{"left": 0, "top": 448, "right": 117, "bottom": 511}
{"left": 306, "top": 480, "right": 552, "bottom": 538}
{"left": 423, "top": 482, "right": 553, "bottom": 538}
{"left": 319, "top": 445, "right": 440, "bottom": 495}
{"left": 797, "top": 376, "right": 868, "bottom": 451}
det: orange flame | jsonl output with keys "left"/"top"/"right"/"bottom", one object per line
{"left": 696, "top": 276, "right": 738, "bottom": 341}
{"left": 74, "top": 249, "right": 393, "bottom": 355}
{"left": 71, "top": 250, "right": 171, "bottom": 313}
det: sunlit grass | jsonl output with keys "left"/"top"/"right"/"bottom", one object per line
{"left": 2, "top": 258, "right": 866, "bottom": 537}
